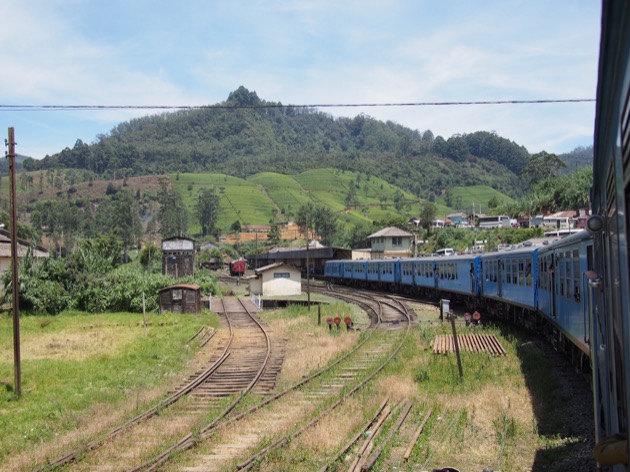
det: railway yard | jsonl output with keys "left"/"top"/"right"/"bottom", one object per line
{"left": 1, "top": 280, "right": 595, "bottom": 471}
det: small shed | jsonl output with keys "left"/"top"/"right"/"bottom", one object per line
{"left": 162, "top": 237, "right": 195, "bottom": 278}
{"left": 159, "top": 284, "right": 201, "bottom": 314}
{"left": 249, "top": 262, "right": 301, "bottom": 297}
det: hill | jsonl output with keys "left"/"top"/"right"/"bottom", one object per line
{"left": 172, "top": 169, "right": 454, "bottom": 234}
{"left": 8, "top": 168, "right": 513, "bottom": 241}
{"left": 22, "top": 87, "right": 532, "bottom": 201}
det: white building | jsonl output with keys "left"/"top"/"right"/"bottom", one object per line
{"left": 367, "top": 227, "right": 413, "bottom": 259}
{"left": 248, "top": 262, "right": 302, "bottom": 297}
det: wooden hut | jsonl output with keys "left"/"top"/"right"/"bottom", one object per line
{"left": 159, "top": 284, "right": 201, "bottom": 314}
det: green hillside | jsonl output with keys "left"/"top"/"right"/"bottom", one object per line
{"left": 171, "top": 169, "right": 455, "bottom": 233}
{"left": 436, "top": 185, "right": 516, "bottom": 215}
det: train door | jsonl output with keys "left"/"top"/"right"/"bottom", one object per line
{"left": 497, "top": 259, "right": 503, "bottom": 298}
{"left": 479, "top": 259, "right": 484, "bottom": 296}
{"left": 580, "top": 244, "right": 594, "bottom": 347}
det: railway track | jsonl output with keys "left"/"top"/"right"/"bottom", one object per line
{"left": 39, "top": 297, "right": 280, "bottom": 471}
{"left": 131, "top": 290, "right": 411, "bottom": 471}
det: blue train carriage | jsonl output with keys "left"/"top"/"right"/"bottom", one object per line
{"left": 340, "top": 259, "right": 367, "bottom": 286}
{"left": 479, "top": 247, "right": 538, "bottom": 321}
{"left": 399, "top": 257, "right": 437, "bottom": 296}
{"left": 366, "top": 259, "right": 399, "bottom": 289}
{"left": 537, "top": 230, "right": 593, "bottom": 360}
{"left": 589, "top": 0, "right": 630, "bottom": 465}
{"left": 434, "top": 254, "right": 481, "bottom": 303}
{"left": 324, "top": 260, "right": 344, "bottom": 280}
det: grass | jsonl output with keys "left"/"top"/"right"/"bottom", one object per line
{"left": 435, "top": 184, "right": 516, "bottom": 214}
{"left": 0, "top": 297, "right": 591, "bottom": 471}
{"left": 168, "top": 168, "right": 473, "bottom": 234}
{"left": 0, "top": 310, "right": 216, "bottom": 466}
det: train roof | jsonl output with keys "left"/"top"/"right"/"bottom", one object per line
{"left": 537, "top": 229, "right": 591, "bottom": 252}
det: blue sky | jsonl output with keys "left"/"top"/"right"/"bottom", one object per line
{"left": 1, "top": 0, "right": 601, "bottom": 159}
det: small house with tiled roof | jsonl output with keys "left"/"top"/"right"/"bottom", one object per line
{"left": 367, "top": 227, "right": 413, "bottom": 259}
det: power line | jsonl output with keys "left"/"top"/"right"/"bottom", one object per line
{"left": 0, "top": 98, "right": 595, "bottom": 112}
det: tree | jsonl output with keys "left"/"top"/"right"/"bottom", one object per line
{"left": 314, "top": 205, "right": 339, "bottom": 246}
{"left": 297, "top": 202, "right": 339, "bottom": 246}
{"left": 344, "top": 222, "right": 372, "bottom": 249}
{"left": 139, "top": 243, "right": 160, "bottom": 270}
{"left": 267, "top": 224, "right": 281, "bottom": 247}
{"left": 296, "top": 202, "right": 317, "bottom": 241}
{"left": 393, "top": 190, "right": 405, "bottom": 212}
{"left": 419, "top": 202, "right": 437, "bottom": 234}
{"left": 345, "top": 185, "right": 358, "bottom": 209}
{"left": 159, "top": 188, "right": 189, "bottom": 238}
{"left": 522, "top": 151, "right": 567, "bottom": 189}
{"left": 110, "top": 189, "right": 143, "bottom": 261}
{"left": 195, "top": 187, "right": 221, "bottom": 237}
{"left": 230, "top": 220, "right": 242, "bottom": 233}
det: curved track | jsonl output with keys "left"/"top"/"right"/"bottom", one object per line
{"left": 137, "top": 289, "right": 411, "bottom": 471}
{"left": 39, "top": 297, "right": 277, "bottom": 471}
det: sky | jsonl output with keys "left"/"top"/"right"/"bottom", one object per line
{"left": 0, "top": 0, "right": 601, "bottom": 160}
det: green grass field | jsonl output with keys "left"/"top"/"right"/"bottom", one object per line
{"left": 6, "top": 168, "right": 511, "bottom": 238}
{"left": 170, "top": 169, "right": 466, "bottom": 234}
{"left": 436, "top": 185, "right": 515, "bottom": 215}
{"left": 0, "top": 310, "right": 217, "bottom": 464}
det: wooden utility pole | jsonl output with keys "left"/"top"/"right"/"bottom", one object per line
{"left": 6, "top": 127, "right": 21, "bottom": 397}
{"left": 306, "top": 231, "right": 311, "bottom": 311}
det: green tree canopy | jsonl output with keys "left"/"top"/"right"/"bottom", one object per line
{"left": 159, "top": 187, "right": 188, "bottom": 238}
{"left": 195, "top": 187, "right": 221, "bottom": 237}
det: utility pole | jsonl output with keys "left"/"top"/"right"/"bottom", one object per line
{"left": 306, "top": 229, "right": 311, "bottom": 311}
{"left": 5, "top": 127, "right": 21, "bottom": 397}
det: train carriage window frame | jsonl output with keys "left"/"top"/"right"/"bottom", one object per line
{"left": 512, "top": 259, "right": 518, "bottom": 284}
{"left": 505, "top": 259, "right": 510, "bottom": 284}
{"left": 564, "top": 250, "right": 573, "bottom": 300}
{"left": 573, "top": 248, "right": 580, "bottom": 302}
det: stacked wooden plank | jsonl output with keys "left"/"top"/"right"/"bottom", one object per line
{"left": 433, "top": 333, "right": 506, "bottom": 356}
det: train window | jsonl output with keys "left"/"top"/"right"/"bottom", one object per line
{"left": 556, "top": 252, "right": 564, "bottom": 297}
{"left": 526, "top": 261, "right": 532, "bottom": 287}
{"left": 512, "top": 260, "right": 517, "bottom": 284}
{"left": 573, "top": 249, "right": 580, "bottom": 302}
{"left": 565, "top": 251, "right": 572, "bottom": 299}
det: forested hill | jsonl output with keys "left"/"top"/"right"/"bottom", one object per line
{"left": 25, "top": 86, "right": 533, "bottom": 200}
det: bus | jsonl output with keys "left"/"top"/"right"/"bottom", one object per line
{"left": 477, "top": 215, "right": 512, "bottom": 229}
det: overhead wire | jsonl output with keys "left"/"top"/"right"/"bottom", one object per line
{"left": 0, "top": 98, "right": 594, "bottom": 112}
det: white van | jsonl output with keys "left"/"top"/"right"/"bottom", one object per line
{"left": 436, "top": 248, "right": 455, "bottom": 256}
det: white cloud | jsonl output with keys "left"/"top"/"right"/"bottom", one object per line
{"left": 0, "top": 0, "right": 601, "bottom": 157}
